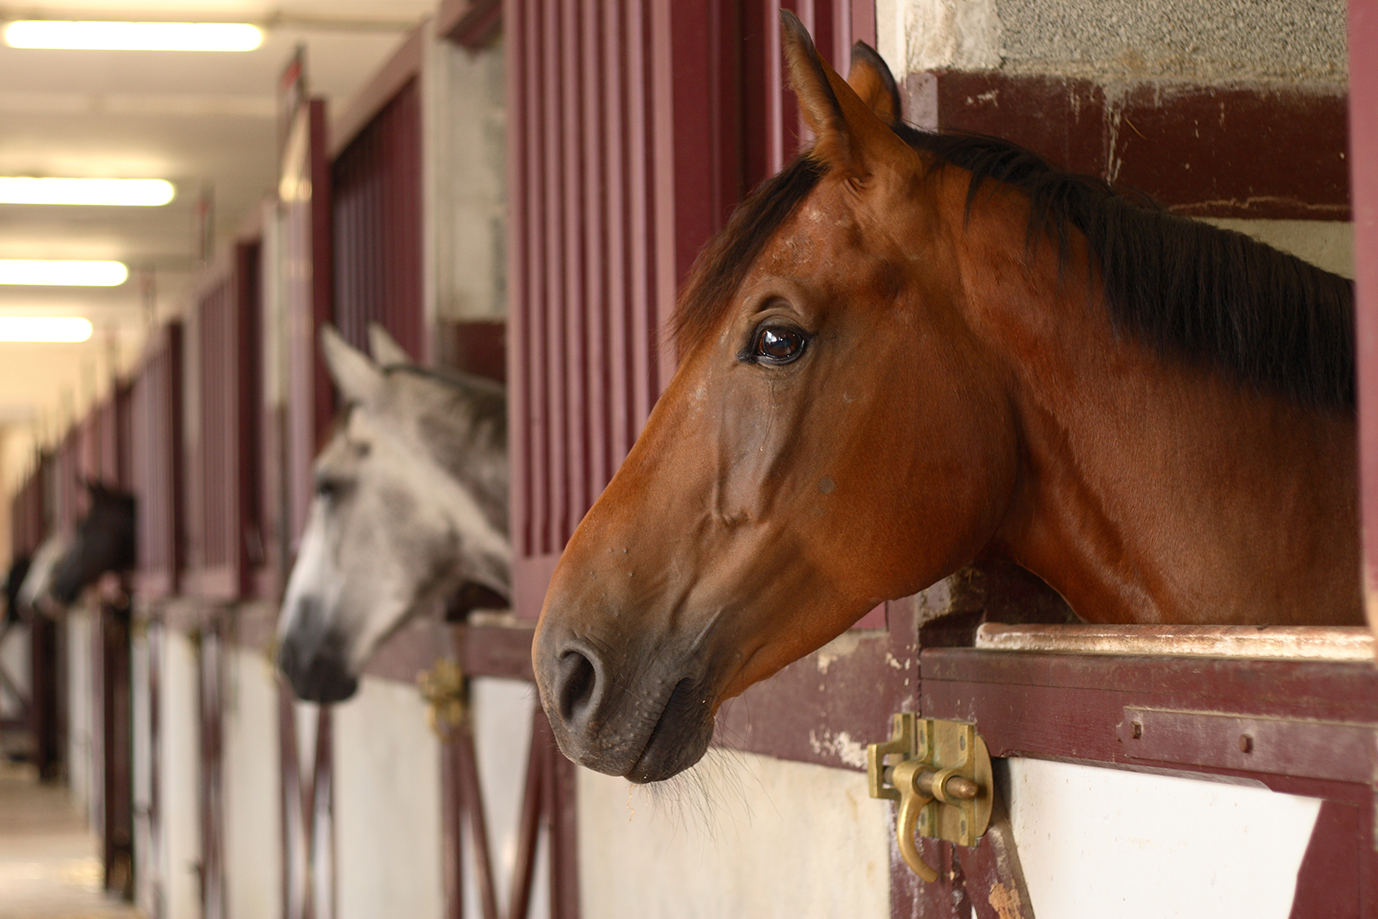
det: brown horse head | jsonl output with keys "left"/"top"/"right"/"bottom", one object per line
{"left": 534, "top": 19, "right": 1024, "bottom": 782}
{"left": 533, "top": 14, "right": 1360, "bottom": 783}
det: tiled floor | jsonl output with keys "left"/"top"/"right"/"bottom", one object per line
{"left": 0, "top": 760, "right": 143, "bottom": 919}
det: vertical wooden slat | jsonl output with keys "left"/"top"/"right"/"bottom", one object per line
{"left": 528, "top": 0, "right": 550, "bottom": 559}
{"left": 1352, "top": 0, "right": 1378, "bottom": 653}
{"left": 581, "top": 0, "right": 609, "bottom": 495}
{"left": 543, "top": 0, "right": 566, "bottom": 555}
{"left": 331, "top": 79, "right": 423, "bottom": 358}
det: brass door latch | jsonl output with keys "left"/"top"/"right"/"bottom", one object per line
{"left": 418, "top": 659, "right": 468, "bottom": 738}
{"left": 867, "top": 713, "right": 994, "bottom": 881}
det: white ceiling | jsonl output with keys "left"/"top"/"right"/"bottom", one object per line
{"left": 0, "top": 2, "right": 437, "bottom": 487}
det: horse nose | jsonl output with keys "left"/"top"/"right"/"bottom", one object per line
{"left": 277, "top": 604, "right": 359, "bottom": 704}
{"left": 535, "top": 629, "right": 609, "bottom": 739}
{"left": 553, "top": 645, "right": 601, "bottom": 728}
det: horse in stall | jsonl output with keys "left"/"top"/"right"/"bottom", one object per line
{"left": 50, "top": 481, "right": 136, "bottom": 606}
{"left": 275, "top": 324, "right": 509, "bottom": 703}
{"left": 531, "top": 14, "right": 1362, "bottom": 783}
{"left": 2, "top": 555, "right": 30, "bottom": 627}
{"left": 17, "top": 533, "right": 72, "bottom": 617}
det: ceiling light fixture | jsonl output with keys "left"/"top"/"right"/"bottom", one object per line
{"left": 0, "top": 317, "right": 93, "bottom": 342}
{"left": 0, "top": 177, "right": 175, "bottom": 206}
{"left": 4, "top": 21, "right": 263, "bottom": 52}
{"left": 0, "top": 260, "right": 128, "bottom": 286}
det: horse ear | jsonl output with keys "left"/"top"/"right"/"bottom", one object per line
{"left": 847, "top": 41, "right": 901, "bottom": 125}
{"left": 368, "top": 323, "right": 414, "bottom": 368}
{"left": 320, "top": 324, "right": 385, "bottom": 406}
{"left": 781, "top": 11, "right": 916, "bottom": 179}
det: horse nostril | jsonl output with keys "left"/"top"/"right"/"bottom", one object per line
{"left": 556, "top": 649, "right": 598, "bottom": 725}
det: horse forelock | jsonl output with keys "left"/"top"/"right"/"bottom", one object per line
{"left": 672, "top": 155, "right": 826, "bottom": 353}
{"left": 674, "top": 123, "right": 1354, "bottom": 410}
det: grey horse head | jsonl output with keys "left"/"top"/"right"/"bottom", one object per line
{"left": 275, "top": 324, "right": 509, "bottom": 703}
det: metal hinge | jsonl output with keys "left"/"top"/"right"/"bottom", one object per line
{"left": 867, "top": 713, "right": 994, "bottom": 882}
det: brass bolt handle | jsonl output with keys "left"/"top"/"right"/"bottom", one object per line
{"left": 892, "top": 759, "right": 939, "bottom": 882}
{"left": 867, "top": 714, "right": 994, "bottom": 883}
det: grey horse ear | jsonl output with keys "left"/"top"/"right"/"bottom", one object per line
{"left": 320, "top": 324, "right": 385, "bottom": 406}
{"left": 367, "top": 323, "right": 414, "bottom": 368}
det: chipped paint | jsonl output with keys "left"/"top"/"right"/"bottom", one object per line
{"left": 808, "top": 729, "right": 870, "bottom": 768}
{"left": 815, "top": 629, "right": 867, "bottom": 673}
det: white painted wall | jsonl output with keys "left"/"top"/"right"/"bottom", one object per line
{"left": 161, "top": 628, "right": 203, "bottom": 919}
{"left": 0, "top": 620, "right": 28, "bottom": 722}
{"left": 467, "top": 677, "right": 548, "bottom": 919}
{"left": 221, "top": 644, "right": 282, "bottom": 919}
{"left": 1005, "top": 759, "right": 1320, "bottom": 918}
{"left": 64, "top": 608, "right": 94, "bottom": 822}
{"left": 424, "top": 28, "right": 507, "bottom": 337}
{"left": 578, "top": 752, "right": 890, "bottom": 919}
{"left": 332, "top": 674, "right": 445, "bottom": 919}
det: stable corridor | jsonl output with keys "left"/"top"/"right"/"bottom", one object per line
{"left": 0, "top": 760, "right": 141, "bottom": 919}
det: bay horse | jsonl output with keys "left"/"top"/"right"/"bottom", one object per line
{"left": 51, "top": 481, "right": 135, "bottom": 606}
{"left": 533, "top": 14, "right": 1361, "bottom": 783}
{"left": 276, "top": 325, "right": 508, "bottom": 703}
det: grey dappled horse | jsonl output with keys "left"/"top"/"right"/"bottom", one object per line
{"left": 276, "top": 325, "right": 509, "bottom": 702}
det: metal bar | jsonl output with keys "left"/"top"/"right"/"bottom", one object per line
{"left": 975, "top": 622, "right": 1375, "bottom": 662}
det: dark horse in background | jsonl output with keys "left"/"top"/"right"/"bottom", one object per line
{"left": 51, "top": 481, "right": 135, "bottom": 606}
{"left": 2, "top": 555, "right": 30, "bottom": 626}
{"left": 533, "top": 14, "right": 1362, "bottom": 784}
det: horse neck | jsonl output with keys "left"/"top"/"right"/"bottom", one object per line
{"left": 965, "top": 212, "right": 1362, "bottom": 626}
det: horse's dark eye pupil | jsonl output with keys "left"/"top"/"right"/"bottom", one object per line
{"left": 756, "top": 327, "right": 804, "bottom": 362}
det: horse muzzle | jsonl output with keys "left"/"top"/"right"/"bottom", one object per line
{"left": 277, "top": 596, "right": 360, "bottom": 704}
{"left": 534, "top": 625, "right": 716, "bottom": 783}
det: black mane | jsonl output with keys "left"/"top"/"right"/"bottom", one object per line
{"left": 675, "top": 126, "right": 1355, "bottom": 409}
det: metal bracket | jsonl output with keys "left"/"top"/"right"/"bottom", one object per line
{"left": 418, "top": 659, "right": 468, "bottom": 738}
{"left": 867, "top": 713, "right": 994, "bottom": 882}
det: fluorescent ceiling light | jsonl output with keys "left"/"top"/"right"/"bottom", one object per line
{"left": 4, "top": 21, "right": 263, "bottom": 52}
{"left": 0, "top": 260, "right": 128, "bottom": 286}
{"left": 0, "top": 177, "right": 174, "bottom": 206}
{"left": 0, "top": 317, "right": 93, "bottom": 342}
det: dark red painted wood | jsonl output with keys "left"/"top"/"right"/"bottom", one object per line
{"left": 439, "top": 0, "right": 502, "bottom": 48}
{"left": 1289, "top": 800, "right": 1362, "bottom": 919}
{"left": 955, "top": 808, "right": 1034, "bottom": 919}
{"left": 920, "top": 649, "right": 1378, "bottom": 797}
{"left": 332, "top": 76, "right": 424, "bottom": 360}
{"left": 906, "top": 71, "right": 1350, "bottom": 220}
{"left": 187, "top": 242, "right": 261, "bottom": 601}
{"left": 99, "top": 602, "right": 134, "bottom": 900}
{"left": 131, "top": 323, "right": 184, "bottom": 600}
{"left": 1352, "top": 0, "right": 1378, "bottom": 648}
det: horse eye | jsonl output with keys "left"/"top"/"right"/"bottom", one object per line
{"left": 753, "top": 326, "right": 808, "bottom": 365}
{"left": 316, "top": 477, "right": 345, "bottom": 500}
